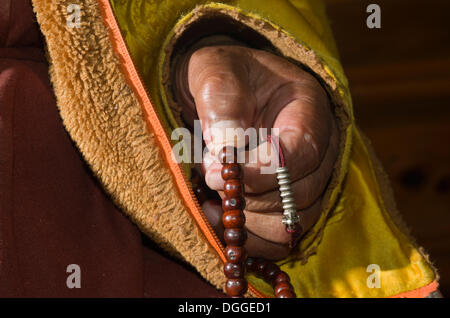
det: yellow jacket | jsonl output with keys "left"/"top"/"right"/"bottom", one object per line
{"left": 32, "top": 0, "right": 438, "bottom": 297}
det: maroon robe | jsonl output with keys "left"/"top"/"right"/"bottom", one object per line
{"left": 0, "top": 0, "right": 224, "bottom": 298}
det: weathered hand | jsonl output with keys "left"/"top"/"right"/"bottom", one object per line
{"left": 174, "top": 40, "right": 339, "bottom": 260}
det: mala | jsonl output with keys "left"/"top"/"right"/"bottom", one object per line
{"left": 218, "top": 146, "right": 296, "bottom": 298}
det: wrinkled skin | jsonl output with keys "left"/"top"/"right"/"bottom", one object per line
{"left": 174, "top": 37, "right": 339, "bottom": 260}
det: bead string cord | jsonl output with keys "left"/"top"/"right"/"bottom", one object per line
{"left": 266, "top": 134, "right": 285, "bottom": 168}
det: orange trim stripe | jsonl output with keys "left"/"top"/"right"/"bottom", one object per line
{"left": 390, "top": 280, "right": 439, "bottom": 298}
{"left": 96, "top": 0, "right": 266, "bottom": 298}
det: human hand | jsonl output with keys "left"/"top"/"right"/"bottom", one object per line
{"left": 174, "top": 39, "right": 339, "bottom": 260}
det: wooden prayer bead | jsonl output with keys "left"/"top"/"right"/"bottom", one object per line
{"left": 224, "top": 179, "right": 243, "bottom": 198}
{"left": 222, "top": 210, "right": 245, "bottom": 229}
{"left": 225, "top": 279, "right": 248, "bottom": 297}
{"left": 224, "top": 262, "right": 245, "bottom": 279}
{"left": 244, "top": 257, "right": 296, "bottom": 298}
{"left": 224, "top": 228, "right": 247, "bottom": 246}
{"left": 274, "top": 282, "right": 293, "bottom": 296}
{"left": 263, "top": 263, "right": 281, "bottom": 283}
{"left": 221, "top": 163, "right": 242, "bottom": 180}
{"left": 222, "top": 196, "right": 245, "bottom": 211}
{"left": 273, "top": 271, "right": 291, "bottom": 286}
{"left": 255, "top": 258, "right": 269, "bottom": 276}
{"left": 245, "top": 257, "right": 260, "bottom": 274}
{"left": 225, "top": 246, "right": 247, "bottom": 264}
{"left": 219, "top": 146, "right": 238, "bottom": 164}
{"left": 276, "top": 289, "right": 296, "bottom": 298}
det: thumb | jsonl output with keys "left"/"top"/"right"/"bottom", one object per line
{"left": 185, "top": 46, "right": 257, "bottom": 154}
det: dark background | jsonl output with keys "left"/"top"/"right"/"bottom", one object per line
{"left": 324, "top": 0, "right": 450, "bottom": 296}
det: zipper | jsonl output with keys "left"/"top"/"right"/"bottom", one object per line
{"left": 98, "top": 0, "right": 266, "bottom": 298}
